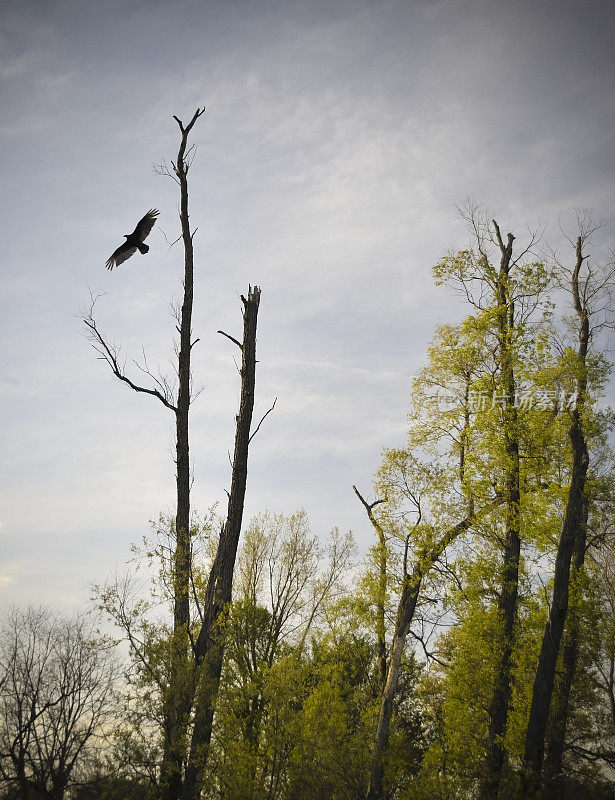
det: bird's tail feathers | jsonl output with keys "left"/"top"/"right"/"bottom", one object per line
{"left": 137, "top": 243, "right": 150, "bottom": 254}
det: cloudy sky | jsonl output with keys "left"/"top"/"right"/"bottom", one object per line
{"left": 1, "top": 0, "right": 614, "bottom": 609}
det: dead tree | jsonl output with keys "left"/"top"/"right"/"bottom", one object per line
{"left": 165, "top": 107, "right": 206, "bottom": 800}
{"left": 85, "top": 282, "right": 264, "bottom": 800}
{"left": 181, "top": 286, "right": 261, "bottom": 800}
{"left": 85, "top": 110, "right": 270, "bottom": 800}
{"left": 85, "top": 108, "right": 205, "bottom": 800}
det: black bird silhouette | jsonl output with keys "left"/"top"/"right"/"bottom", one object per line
{"left": 105, "top": 209, "right": 160, "bottom": 270}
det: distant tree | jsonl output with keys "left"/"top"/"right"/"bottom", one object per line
{"left": 0, "top": 605, "right": 118, "bottom": 800}
{"left": 210, "top": 511, "right": 354, "bottom": 799}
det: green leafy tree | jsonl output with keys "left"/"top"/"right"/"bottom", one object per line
{"left": 523, "top": 214, "right": 615, "bottom": 794}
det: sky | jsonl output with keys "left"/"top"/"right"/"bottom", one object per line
{"left": 1, "top": 0, "right": 614, "bottom": 610}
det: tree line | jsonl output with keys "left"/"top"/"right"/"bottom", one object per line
{"left": 1, "top": 111, "right": 614, "bottom": 800}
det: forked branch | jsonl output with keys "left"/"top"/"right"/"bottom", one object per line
{"left": 82, "top": 296, "right": 177, "bottom": 412}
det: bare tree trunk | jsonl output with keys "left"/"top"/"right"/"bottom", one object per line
{"left": 82, "top": 110, "right": 266, "bottom": 800}
{"left": 479, "top": 222, "right": 521, "bottom": 800}
{"left": 16, "top": 759, "right": 29, "bottom": 800}
{"left": 181, "top": 287, "right": 261, "bottom": 800}
{"left": 522, "top": 237, "right": 590, "bottom": 795}
{"left": 161, "top": 107, "right": 205, "bottom": 800}
{"left": 543, "top": 510, "right": 588, "bottom": 793}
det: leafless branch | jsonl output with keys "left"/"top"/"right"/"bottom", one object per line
{"left": 352, "top": 485, "right": 386, "bottom": 514}
{"left": 249, "top": 398, "right": 278, "bottom": 444}
{"left": 81, "top": 294, "right": 177, "bottom": 412}
{"left": 217, "top": 330, "right": 243, "bottom": 350}
{"left": 159, "top": 226, "right": 182, "bottom": 248}
{"left": 408, "top": 627, "right": 449, "bottom": 668}
{"left": 153, "top": 157, "right": 180, "bottom": 184}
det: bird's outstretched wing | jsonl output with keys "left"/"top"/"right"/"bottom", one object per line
{"left": 106, "top": 244, "right": 138, "bottom": 271}
{"left": 131, "top": 209, "right": 160, "bottom": 242}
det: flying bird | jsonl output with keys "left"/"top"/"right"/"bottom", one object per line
{"left": 105, "top": 209, "right": 160, "bottom": 270}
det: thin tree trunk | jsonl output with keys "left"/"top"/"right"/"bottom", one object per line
{"left": 543, "top": 509, "right": 588, "bottom": 792}
{"left": 522, "top": 438, "right": 588, "bottom": 788}
{"left": 479, "top": 222, "right": 521, "bottom": 800}
{"left": 181, "top": 286, "right": 261, "bottom": 800}
{"left": 352, "top": 488, "right": 388, "bottom": 692}
{"left": 161, "top": 107, "right": 205, "bottom": 800}
{"left": 359, "top": 504, "right": 494, "bottom": 800}
{"left": 376, "top": 525, "right": 388, "bottom": 693}
{"left": 522, "top": 237, "right": 590, "bottom": 794}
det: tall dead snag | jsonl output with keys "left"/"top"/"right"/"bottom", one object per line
{"left": 479, "top": 221, "right": 522, "bottom": 800}
{"left": 161, "top": 108, "right": 206, "bottom": 800}
{"left": 84, "top": 108, "right": 205, "bottom": 800}
{"left": 523, "top": 222, "right": 605, "bottom": 794}
{"left": 181, "top": 286, "right": 261, "bottom": 800}
{"left": 84, "top": 111, "right": 266, "bottom": 800}
{"left": 173, "top": 108, "right": 204, "bottom": 635}
{"left": 354, "top": 486, "right": 498, "bottom": 800}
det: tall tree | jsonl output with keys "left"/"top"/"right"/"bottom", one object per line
{"left": 181, "top": 286, "right": 262, "bottom": 800}
{"left": 477, "top": 218, "right": 524, "bottom": 800}
{"left": 543, "top": 441, "right": 615, "bottom": 790}
{"left": 164, "top": 107, "right": 207, "bottom": 800}
{"left": 522, "top": 218, "right": 605, "bottom": 793}
{"left": 428, "top": 204, "right": 554, "bottom": 798}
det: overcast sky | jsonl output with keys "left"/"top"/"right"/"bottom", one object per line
{"left": 1, "top": 0, "right": 614, "bottom": 610}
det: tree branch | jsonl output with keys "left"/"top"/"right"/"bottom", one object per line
{"left": 82, "top": 298, "right": 177, "bottom": 412}
{"left": 249, "top": 397, "right": 277, "bottom": 444}
{"left": 352, "top": 485, "right": 386, "bottom": 514}
{"left": 217, "top": 330, "right": 243, "bottom": 350}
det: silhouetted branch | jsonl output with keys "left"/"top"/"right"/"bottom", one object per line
{"left": 217, "top": 330, "right": 243, "bottom": 350}
{"left": 249, "top": 397, "right": 277, "bottom": 443}
{"left": 82, "top": 295, "right": 177, "bottom": 412}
